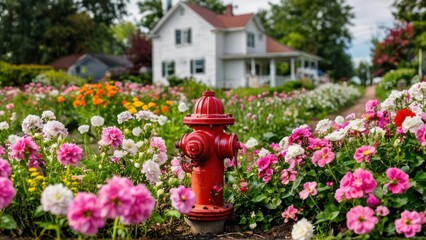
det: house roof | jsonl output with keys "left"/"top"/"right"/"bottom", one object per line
{"left": 50, "top": 54, "right": 83, "bottom": 70}
{"left": 266, "top": 36, "right": 297, "bottom": 53}
{"left": 185, "top": 3, "right": 254, "bottom": 29}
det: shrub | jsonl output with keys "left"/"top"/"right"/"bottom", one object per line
{"left": 119, "top": 73, "right": 152, "bottom": 85}
{"left": 34, "top": 70, "right": 87, "bottom": 87}
{"left": 0, "top": 62, "right": 53, "bottom": 86}
{"left": 379, "top": 68, "right": 416, "bottom": 91}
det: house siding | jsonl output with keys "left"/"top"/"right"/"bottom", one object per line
{"left": 223, "top": 60, "right": 246, "bottom": 89}
{"left": 224, "top": 30, "right": 246, "bottom": 55}
{"left": 246, "top": 19, "right": 266, "bottom": 54}
{"left": 153, "top": 6, "right": 217, "bottom": 87}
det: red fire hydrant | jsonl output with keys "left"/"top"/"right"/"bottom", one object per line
{"left": 176, "top": 90, "right": 240, "bottom": 234}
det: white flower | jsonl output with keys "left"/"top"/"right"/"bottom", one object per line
{"left": 157, "top": 115, "right": 168, "bottom": 125}
{"left": 152, "top": 152, "right": 168, "bottom": 165}
{"left": 347, "top": 119, "right": 366, "bottom": 132}
{"left": 285, "top": 144, "right": 304, "bottom": 162}
{"left": 78, "top": 125, "right": 90, "bottom": 134}
{"left": 132, "top": 127, "right": 142, "bottom": 136}
{"left": 325, "top": 128, "right": 347, "bottom": 141}
{"left": 136, "top": 141, "right": 144, "bottom": 148}
{"left": 142, "top": 160, "right": 161, "bottom": 184}
{"left": 334, "top": 116, "right": 344, "bottom": 124}
{"left": 22, "top": 114, "right": 43, "bottom": 135}
{"left": 41, "top": 184, "right": 73, "bottom": 216}
{"left": 113, "top": 150, "right": 126, "bottom": 158}
{"left": 50, "top": 89, "right": 59, "bottom": 96}
{"left": 0, "top": 111, "right": 5, "bottom": 116}
{"left": 409, "top": 82, "right": 426, "bottom": 101}
{"left": 117, "top": 111, "right": 134, "bottom": 124}
{"left": 90, "top": 116, "right": 104, "bottom": 127}
{"left": 370, "top": 127, "right": 386, "bottom": 138}
{"left": 245, "top": 137, "right": 258, "bottom": 149}
{"left": 402, "top": 116, "right": 424, "bottom": 133}
{"left": 41, "top": 111, "right": 56, "bottom": 121}
{"left": 8, "top": 134, "right": 20, "bottom": 144}
{"left": 291, "top": 218, "right": 314, "bottom": 240}
{"left": 258, "top": 148, "right": 270, "bottom": 158}
{"left": 315, "top": 119, "right": 332, "bottom": 134}
{"left": 42, "top": 121, "right": 68, "bottom": 140}
{"left": 134, "top": 163, "right": 140, "bottom": 168}
{"left": 122, "top": 139, "right": 137, "bottom": 155}
{"left": 178, "top": 102, "right": 189, "bottom": 112}
{"left": 0, "top": 121, "right": 9, "bottom": 130}
{"left": 279, "top": 136, "right": 289, "bottom": 149}
{"left": 249, "top": 223, "right": 257, "bottom": 230}
{"left": 135, "top": 111, "right": 156, "bottom": 121}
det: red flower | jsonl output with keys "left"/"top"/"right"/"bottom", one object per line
{"left": 394, "top": 109, "right": 415, "bottom": 127}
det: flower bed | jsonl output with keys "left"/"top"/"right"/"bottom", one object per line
{"left": 0, "top": 81, "right": 361, "bottom": 238}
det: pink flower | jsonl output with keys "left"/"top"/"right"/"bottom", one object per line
{"left": 0, "top": 159, "right": 11, "bottom": 177}
{"left": 282, "top": 204, "right": 298, "bottom": 223}
{"left": 386, "top": 168, "right": 409, "bottom": 194}
{"left": 6, "top": 103, "right": 14, "bottom": 110}
{"left": 9, "top": 136, "right": 39, "bottom": 160}
{"left": 334, "top": 169, "right": 377, "bottom": 202}
{"left": 0, "top": 145, "right": 4, "bottom": 156}
{"left": 299, "top": 182, "right": 317, "bottom": 200}
{"left": 99, "top": 127, "right": 123, "bottom": 147}
{"left": 67, "top": 192, "right": 105, "bottom": 235}
{"left": 352, "top": 168, "right": 377, "bottom": 194}
{"left": 280, "top": 169, "right": 297, "bottom": 185}
{"left": 120, "top": 184, "right": 155, "bottom": 225}
{"left": 0, "top": 177, "right": 16, "bottom": 209}
{"left": 170, "top": 186, "right": 196, "bottom": 214}
{"left": 311, "top": 147, "right": 335, "bottom": 167}
{"left": 57, "top": 143, "right": 83, "bottom": 166}
{"left": 353, "top": 145, "right": 376, "bottom": 163}
{"left": 375, "top": 206, "right": 390, "bottom": 216}
{"left": 346, "top": 206, "right": 378, "bottom": 235}
{"left": 366, "top": 194, "right": 380, "bottom": 208}
{"left": 150, "top": 137, "right": 167, "bottom": 152}
{"left": 395, "top": 210, "right": 423, "bottom": 238}
{"left": 365, "top": 99, "right": 378, "bottom": 112}
{"left": 416, "top": 125, "right": 426, "bottom": 146}
{"left": 98, "top": 176, "right": 134, "bottom": 219}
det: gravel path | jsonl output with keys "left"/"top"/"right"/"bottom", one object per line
{"left": 309, "top": 84, "right": 377, "bottom": 129}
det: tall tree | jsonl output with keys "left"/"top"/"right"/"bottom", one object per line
{"left": 126, "top": 30, "right": 152, "bottom": 72}
{"left": 264, "top": 0, "right": 354, "bottom": 80}
{"left": 138, "top": 0, "right": 225, "bottom": 31}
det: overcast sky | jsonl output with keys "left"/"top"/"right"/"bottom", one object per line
{"left": 126, "top": 0, "right": 395, "bottom": 65}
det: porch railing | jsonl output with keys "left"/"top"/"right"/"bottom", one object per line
{"left": 257, "top": 75, "right": 292, "bottom": 87}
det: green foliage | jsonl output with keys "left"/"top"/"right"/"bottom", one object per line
{"left": 34, "top": 70, "right": 87, "bottom": 87}
{"left": 376, "top": 68, "right": 417, "bottom": 100}
{"left": 186, "top": 0, "right": 225, "bottom": 14}
{"left": 229, "top": 79, "right": 314, "bottom": 98}
{"left": 0, "top": 62, "right": 53, "bottom": 86}
{"left": 120, "top": 73, "right": 153, "bottom": 85}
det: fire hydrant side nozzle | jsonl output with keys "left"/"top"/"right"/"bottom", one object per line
{"left": 175, "top": 90, "right": 240, "bottom": 233}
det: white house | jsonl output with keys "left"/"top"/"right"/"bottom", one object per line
{"left": 150, "top": 1, "right": 321, "bottom": 88}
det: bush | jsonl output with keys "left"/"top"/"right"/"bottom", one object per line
{"left": 376, "top": 68, "right": 417, "bottom": 100}
{"left": 118, "top": 73, "right": 153, "bottom": 85}
{"left": 0, "top": 61, "right": 53, "bottom": 86}
{"left": 34, "top": 70, "right": 87, "bottom": 87}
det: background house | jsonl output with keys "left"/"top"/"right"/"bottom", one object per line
{"left": 50, "top": 54, "right": 133, "bottom": 82}
{"left": 150, "top": 1, "right": 321, "bottom": 89}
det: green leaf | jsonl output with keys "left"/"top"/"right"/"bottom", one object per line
{"left": 0, "top": 215, "right": 17, "bottom": 230}
{"left": 315, "top": 210, "right": 340, "bottom": 224}
{"left": 151, "top": 212, "right": 165, "bottom": 223}
{"left": 252, "top": 194, "right": 267, "bottom": 203}
{"left": 392, "top": 197, "right": 408, "bottom": 208}
{"left": 415, "top": 171, "right": 426, "bottom": 182}
{"left": 165, "top": 209, "right": 181, "bottom": 219}
{"left": 240, "top": 216, "right": 247, "bottom": 224}
{"left": 34, "top": 205, "right": 45, "bottom": 218}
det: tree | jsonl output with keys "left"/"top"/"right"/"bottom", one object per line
{"left": 126, "top": 31, "right": 152, "bottom": 73}
{"left": 264, "top": 0, "right": 355, "bottom": 80}
{"left": 187, "top": 0, "right": 224, "bottom": 14}
{"left": 355, "top": 61, "right": 372, "bottom": 86}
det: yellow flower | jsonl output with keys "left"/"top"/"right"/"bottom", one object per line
{"left": 128, "top": 107, "right": 137, "bottom": 114}
{"left": 29, "top": 168, "right": 38, "bottom": 172}
{"left": 35, "top": 176, "right": 44, "bottom": 181}
{"left": 148, "top": 102, "right": 157, "bottom": 108}
{"left": 132, "top": 97, "right": 139, "bottom": 102}
{"left": 30, "top": 172, "right": 39, "bottom": 177}
{"left": 133, "top": 101, "right": 144, "bottom": 107}
{"left": 142, "top": 105, "right": 149, "bottom": 111}
{"left": 27, "top": 179, "right": 33, "bottom": 184}
{"left": 166, "top": 100, "right": 174, "bottom": 105}
{"left": 28, "top": 187, "right": 36, "bottom": 193}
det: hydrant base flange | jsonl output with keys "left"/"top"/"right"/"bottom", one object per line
{"left": 187, "top": 203, "right": 234, "bottom": 221}
{"left": 184, "top": 218, "right": 226, "bottom": 235}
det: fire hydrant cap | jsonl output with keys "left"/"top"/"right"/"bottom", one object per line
{"left": 183, "top": 90, "right": 235, "bottom": 125}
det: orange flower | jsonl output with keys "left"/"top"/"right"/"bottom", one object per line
{"left": 57, "top": 96, "right": 65, "bottom": 103}
{"left": 161, "top": 105, "right": 169, "bottom": 113}
{"left": 142, "top": 105, "right": 149, "bottom": 111}
{"left": 166, "top": 100, "right": 174, "bottom": 105}
{"left": 73, "top": 95, "right": 86, "bottom": 108}
{"left": 96, "top": 89, "right": 106, "bottom": 96}
{"left": 153, "top": 109, "right": 160, "bottom": 115}
{"left": 148, "top": 102, "right": 157, "bottom": 108}
{"left": 92, "top": 95, "right": 103, "bottom": 105}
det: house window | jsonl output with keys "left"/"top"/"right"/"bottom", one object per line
{"left": 161, "top": 61, "right": 175, "bottom": 77}
{"left": 247, "top": 32, "right": 255, "bottom": 48}
{"left": 190, "top": 59, "right": 205, "bottom": 74}
{"left": 175, "top": 28, "right": 191, "bottom": 45}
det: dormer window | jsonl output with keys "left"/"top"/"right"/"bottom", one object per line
{"left": 247, "top": 32, "right": 255, "bottom": 48}
{"left": 175, "top": 28, "right": 191, "bottom": 45}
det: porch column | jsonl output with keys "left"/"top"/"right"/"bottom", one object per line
{"left": 270, "top": 58, "right": 276, "bottom": 87}
{"left": 290, "top": 58, "right": 296, "bottom": 80}
{"left": 314, "top": 61, "right": 318, "bottom": 71}
{"left": 301, "top": 58, "right": 305, "bottom": 70}
{"left": 251, "top": 58, "right": 256, "bottom": 75}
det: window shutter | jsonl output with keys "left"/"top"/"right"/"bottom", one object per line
{"left": 171, "top": 61, "right": 175, "bottom": 75}
{"left": 175, "top": 30, "right": 181, "bottom": 44}
{"left": 162, "top": 62, "right": 166, "bottom": 77}
{"left": 190, "top": 60, "right": 193, "bottom": 74}
{"left": 188, "top": 29, "right": 192, "bottom": 43}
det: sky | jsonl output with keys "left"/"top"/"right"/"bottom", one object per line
{"left": 126, "top": 0, "right": 395, "bottom": 66}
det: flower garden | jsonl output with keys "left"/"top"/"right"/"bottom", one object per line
{"left": 1, "top": 79, "right": 426, "bottom": 239}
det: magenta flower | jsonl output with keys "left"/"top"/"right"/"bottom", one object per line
{"left": 346, "top": 206, "right": 378, "bottom": 235}
{"left": 353, "top": 145, "right": 376, "bottom": 163}
{"left": 352, "top": 168, "right": 377, "bottom": 194}
{"left": 170, "top": 186, "right": 196, "bottom": 214}
{"left": 375, "top": 206, "right": 390, "bottom": 216}
{"left": 311, "top": 147, "right": 335, "bottom": 167}
{"left": 299, "top": 181, "right": 317, "bottom": 200}
{"left": 386, "top": 168, "right": 409, "bottom": 194}
{"left": 9, "top": 136, "right": 39, "bottom": 160}
{"left": 57, "top": 143, "right": 83, "bottom": 166}
{"left": 98, "top": 176, "right": 134, "bottom": 219}
{"left": 366, "top": 194, "right": 380, "bottom": 208}
{"left": 0, "top": 145, "right": 5, "bottom": 156}
{"left": 395, "top": 210, "right": 423, "bottom": 238}
{"left": 67, "top": 192, "right": 105, "bottom": 235}
{"left": 0, "top": 159, "right": 11, "bottom": 177}
{"left": 121, "top": 184, "right": 155, "bottom": 225}
{"left": 0, "top": 177, "right": 16, "bottom": 209}
{"left": 280, "top": 169, "right": 297, "bottom": 185}
{"left": 416, "top": 125, "right": 426, "bottom": 146}
{"left": 334, "top": 169, "right": 377, "bottom": 202}
{"left": 99, "top": 127, "right": 123, "bottom": 147}
{"left": 282, "top": 204, "right": 298, "bottom": 223}
{"left": 365, "top": 99, "right": 378, "bottom": 112}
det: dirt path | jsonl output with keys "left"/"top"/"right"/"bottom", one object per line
{"left": 309, "top": 84, "right": 377, "bottom": 129}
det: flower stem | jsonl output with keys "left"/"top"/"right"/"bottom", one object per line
{"left": 309, "top": 195, "right": 321, "bottom": 212}
{"left": 327, "top": 164, "right": 338, "bottom": 183}
{"left": 112, "top": 217, "right": 120, "bottom": 240}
